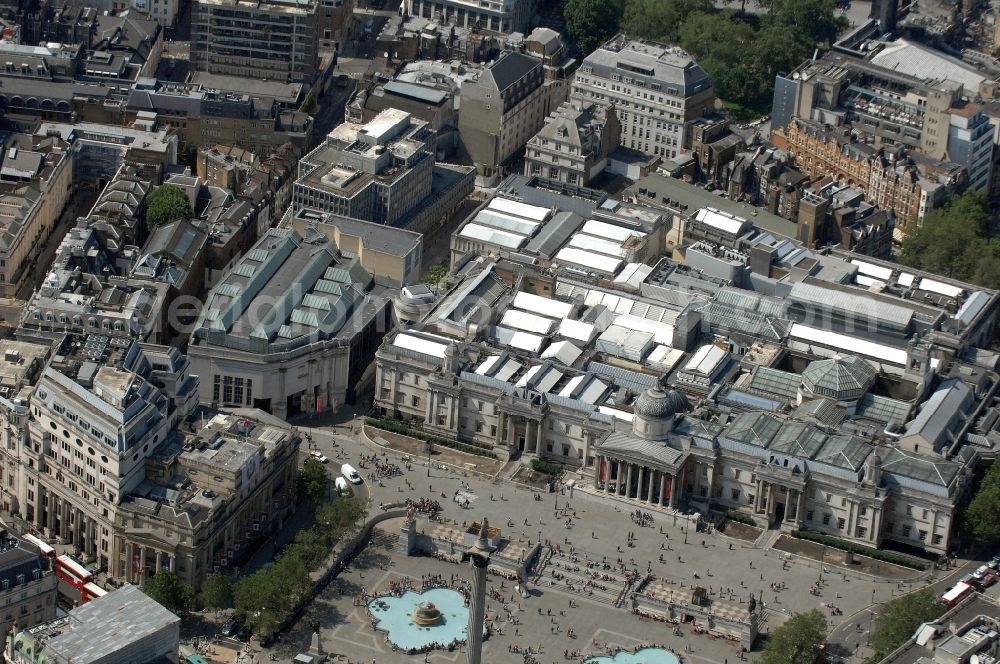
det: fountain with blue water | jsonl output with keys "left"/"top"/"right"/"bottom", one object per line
{"left": 367, "top": 587, "right": 469, "bottom": 652}
{"left": 583, "top": 648, "right": 682, "bottom": 664}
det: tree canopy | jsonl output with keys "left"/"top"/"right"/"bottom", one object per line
{"left": 298, "top": 461, "right": 329, "bottom": 504}
{"left": 900, "top": 190, "right": 1000, "bottom": 289}
{"left": 963, "top": 460, "right": 1000, "bottom": 548}
{"left": 759, "top": 609, "right": 828, "bottom": 664}
{"left": 565, "top": 0, "right": 625, "bottom": 54}
{"left": 575, "top": 0, "right": 848, "bottom": 118}
{"left": 233, "top": 496, "right": 364, "bottom": 635}
{"left": 200, "top": 573, "right": 234, "bottom": 612}
{"left": 145, "top": 184, "right": 193, "bottom": 230}
{"left": 867, "top": 590, "right": 946, "bottom": 662}
{"left": 143, "top": 570, "right": 193, "bottom": 615}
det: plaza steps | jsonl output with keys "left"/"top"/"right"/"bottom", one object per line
{"left": 532, "top": 555, "right": 632, "bottom": 606}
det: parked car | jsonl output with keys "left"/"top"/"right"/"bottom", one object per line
{"left": 988, "top": 555, "right": 1000, "bottom": 571}
{"left": 978, "top": 572, "right": 998, "bottom": 588}
{"left": 310, "top": 450, "right": 329, "bottom": 464}
{"left": 335, "top": 476, "right": 351, "bottom": 495}
{"left": 236, "top": 626, "right": 251, "bottom": 642}
{"left": 221, "top": 618, "right": 240, "bottom": 637}
{"left": 973, "top": 565, "right": 990, "bottom": 580}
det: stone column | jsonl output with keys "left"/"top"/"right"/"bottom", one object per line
{"left": 659, "top": 473, "right": 667, "bottom": 506}
{"left": 463, "top": 520, "right": 492, "bottom": 664}
{"left": 648, "top": 470, "right": 658, "bottom": 502}
{"left": 594, "top": 457, "right": 602, "bottom": 490}
{"left": 753, "top": 481, "right": 763, "bottom": 513}
{"left": 625, "top": 464, "right": 635, "bottom": 498}
{"left": 155, "top": 551, "right": 163, "bottom": 574}
{"left": 125, "top": 542, "right": 133, "bottom": 583}
{"left": 138, "top": 546, "right": 147, "bottom": 585}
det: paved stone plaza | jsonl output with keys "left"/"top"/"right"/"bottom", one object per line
{"left": 269, "top": 422, "right": 972, "bottom": 664}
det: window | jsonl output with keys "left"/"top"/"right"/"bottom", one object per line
{"left": 905, "top": 505, "right": 912, "bottom": 516}
{"left": 806, "top": 510, "right": 813, "bottom": 521}
{"left": 932, "top": 534, "right": 943, "bottom": 545}
{"left": 922, "top": 509, "right": 929, "bottom": 520}
{"left": 562, "top": 444, "right": 569, "bottom": 456}
{"left": 747, "top": 494, "right": 754, "bottom": 505}
{"left": 410, "top": 396, "right": 420, "bottom": 407}
{"left": 825, "top": 493, "right": 832, "bottom": 503}
{"left": 223, "top": 376, "right": 234, "bottom": 404}
{"left": 838, "top": 518, "right": 846, "bottom": 531}
{"left": 859, "top": 506, "right": 867, "bottom": 517}
{"left": 475, "top": 422, "right": 483, "bottom": 433}
{"left": 918, "top": 530, "right": 927, "bottom": 541}
{"left": 734, "top": 469, "right": 742, "bottom": 480}
{"left": 731, "top": 489, "right": 740, "bottom": 500}
{"left": 822, "top": 514, "right": 831, "bottom": 526}
{"left": 902, "top": 525, "right": 912, "bottom": 538}
{"left": 490, "top": 425, "right": 497, "bottom": 437}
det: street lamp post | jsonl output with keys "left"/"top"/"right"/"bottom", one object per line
{"left": 866, "top": 587, "right": 876, "bottom": 647}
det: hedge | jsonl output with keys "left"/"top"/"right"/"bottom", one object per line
{"left": 724, "top": 510, "right": 757, "bottom": 526}
{"left": 790, "top": 529, "right": 927, "bottom": 570}
{"left": 365, "top": 417, "right": 498, "bottom": 459}
{"left": 530, "top": 459, "right": 563, "bottom": 475}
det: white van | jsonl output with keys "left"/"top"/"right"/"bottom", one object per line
{"left": 341, "top": 463, "right": 362, "bottom": 484}
{"left": 334, "top": 476, "right": 350, "bottom": 495}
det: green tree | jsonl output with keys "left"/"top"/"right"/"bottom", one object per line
{"left": 621, "top": 0, "right": 712, "bottom": 43}
{"left": 314, "top": 497, "right": 364, "bottom": 544}
{"left": 145, "top": 184, "right": 193, "bottom": 230}
{"left": 759, "top": 609, "right": 827, "bottom": 664}
{"left": 200, "top": 573, "right": 234, "bottom": 612}
{"left": 234, "top": 567, "right": 295, "bottom": 635}
{"left": 765, "top": 0, "right": 848, "bottom": 48}
{"left": 142, "top": 570, "right": 193, "bottom": 615}
{"left": 564, "top": 0, "right": 624, "bottom": 54}
{"left": 868, "top": 590, "right": 946, "bottom": 661}
{"left": 964, "top": 461, "right": 1000, "bottom": 548}
{"left": 900, "top": 190, "right": 998, "bottom": 287}
{"left": 298, "top": 461, "right": 329, "bottom": 504}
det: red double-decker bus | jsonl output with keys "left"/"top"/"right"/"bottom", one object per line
{"left": 21, "top": 534, "right": 55, "bottom": 560}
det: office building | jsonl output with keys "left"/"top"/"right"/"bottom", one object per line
{"left": 0, "top": 533, "right": 58, "bottom": 648}
{"left": 117, "top": 410, "right": 300, "bottom": 589}
{"left": 6, "top": 584, "right": 179, "bottom": 664}
{"left": 22, "top": 335, "right": 199, "bottom": 577}
{"left": 402, "top": 0, "right": 539, "bottom": 34}
{"left": 191, "top": 0, "right": 319, "bottom": 84}
{"left": 772, "top": 117, "right": 968, "bottom": 233}
{"left": 126, "top": 82, "right": 313, "bottom": 156}
{"left": 571, "top": 35, "right": 717, "bottom": 160}
{"left": 771, "top": 39, "right": 995, "bottom": 204}
{"left": 0, "top": 342, "right": 51, "bottom": 516}
{"left": 524, "top": 101, "right": 621, "bottom": 187}
{"left": 294, "top": 109, "right": 435, "bottom": 225}
{"left": 459, "top": 51, "right": 547, "bottom": 184}
{"left": 18, "top": 225, "right": 172, "bottom": 344}
{"left": 0, "top": 134, "right": 74, "bottom": 299}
